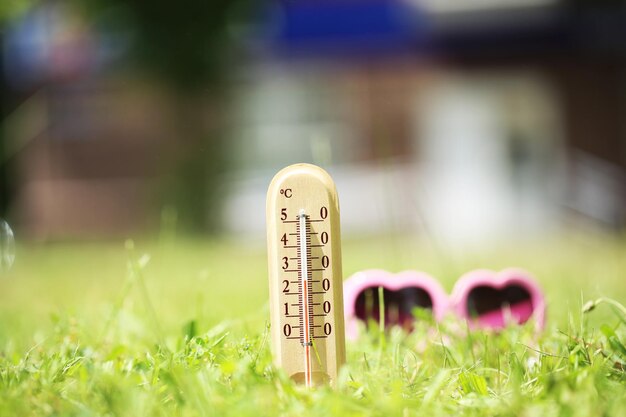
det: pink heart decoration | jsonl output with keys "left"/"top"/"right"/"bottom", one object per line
{"left": 450, "top": 268, "right": 545, "bottom": 330}
{"left": 343, "top": 270, "right": 449, "bottom": 339}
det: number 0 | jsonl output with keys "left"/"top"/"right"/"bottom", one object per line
{"left": 283, "top": 324, "right": 292, "bottom": 337}
{"left": 324, "top": 323, "right": 332, "bottom": 335}
{"left": 320, "top": 206, "right": 328, "bottom": 219}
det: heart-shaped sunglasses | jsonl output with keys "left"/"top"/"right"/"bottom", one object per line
{"left": 343, "top": 268, "right": 545, "bottom": 339}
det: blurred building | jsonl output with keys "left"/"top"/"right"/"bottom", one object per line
{"left": 1, "top": 3, "right": 187, "bottom": 238}
{"left": 2, "top": 0, "right": 626, "bottom": 242}
{"left": 224, "top": 0, "right": 626, "bottom": 245}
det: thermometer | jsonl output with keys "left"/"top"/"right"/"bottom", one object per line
{"left": 266, "top": 163, "right": 346, "bottom": 387}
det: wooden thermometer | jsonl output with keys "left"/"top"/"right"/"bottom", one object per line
{"left": 266, "top": 163, "right": 346, "bottom": 387}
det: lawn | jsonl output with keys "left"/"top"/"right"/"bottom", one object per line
{"left": 0, "top": 234, "right": 625, "bottom": 416}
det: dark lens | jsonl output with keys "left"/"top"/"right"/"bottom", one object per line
{"left": 466, "top": 284, "right": 534, "bottom": 324}
{"left": 354, "top": 286, "right": 433, "bottom": 328}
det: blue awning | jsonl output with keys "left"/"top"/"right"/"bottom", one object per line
{"left": 265, "top": 0, "right": 431, "bottom": 56}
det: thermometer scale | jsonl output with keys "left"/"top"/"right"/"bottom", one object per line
{"left": 266, "top": 164, "right": 346, "bottom": 387}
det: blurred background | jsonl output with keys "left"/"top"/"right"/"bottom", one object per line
{"left": 0, "top": 0, "right": 625, "bottom": 354}
{"left": 1, "top": 0, "right": 625, "bottom": 246}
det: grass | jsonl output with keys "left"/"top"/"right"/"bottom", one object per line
{"left": 0, "top": 233, "right": 625, "bottom": 416}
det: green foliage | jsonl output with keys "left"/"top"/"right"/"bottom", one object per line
{"left": 0, "top": 236, "right": 625, "bottom": 416}
{"left": 74, "top": 0, "right": 258, "bottom": 90}
{"left": 0, "top": 0, "right": 35, "bottom": 24}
